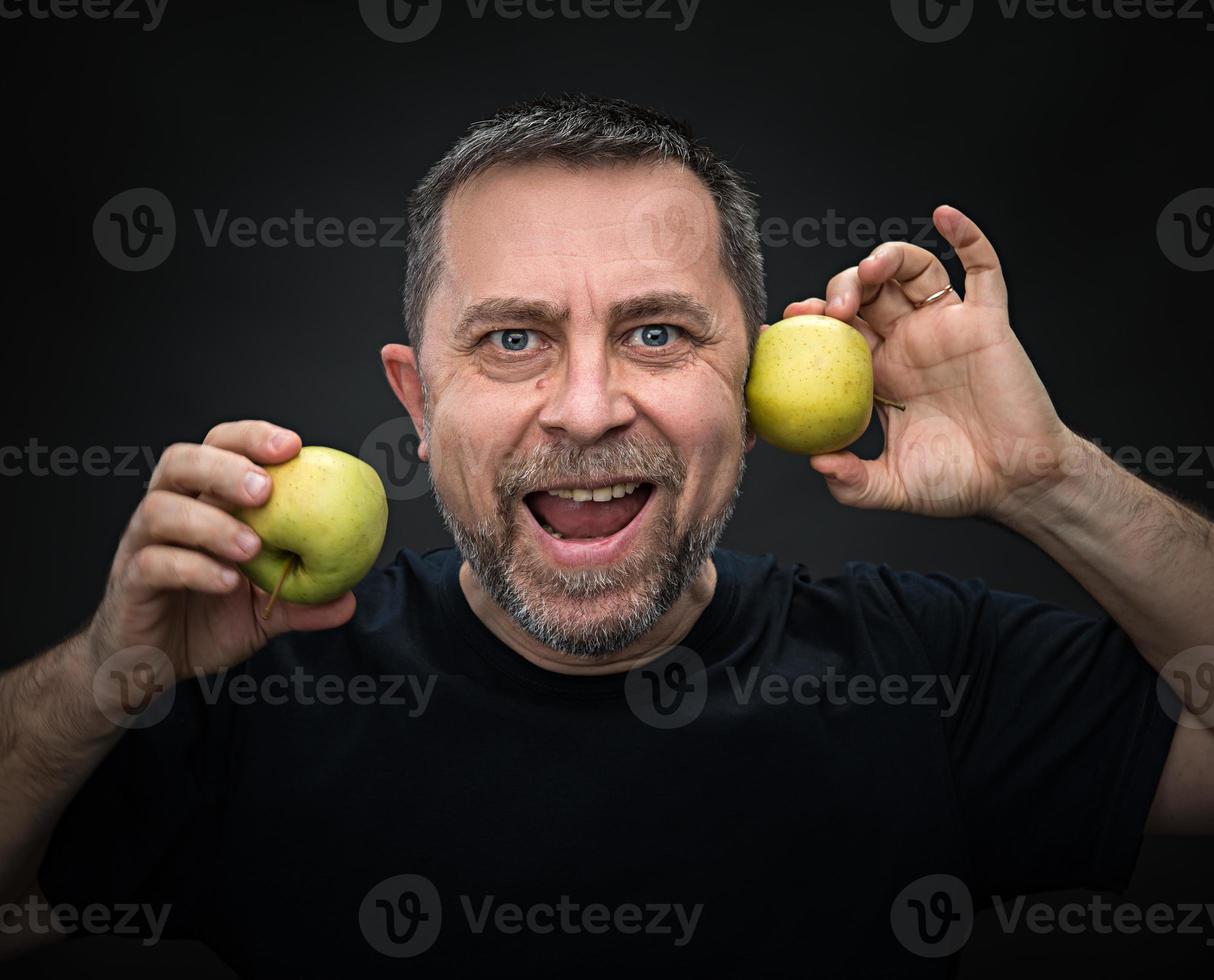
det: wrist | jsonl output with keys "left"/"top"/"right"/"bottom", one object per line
{"left": 17, "top": 633, "right": 126, "bottom": 768}
{"left": 990, "top": 430, "right": 1115, "bottom": 538}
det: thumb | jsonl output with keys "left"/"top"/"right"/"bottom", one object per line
{"left": 261, "top": 590, "right": 358, "bottom": 639}
{"left": 808, "top": 452, "right": 897, "bottom": 510}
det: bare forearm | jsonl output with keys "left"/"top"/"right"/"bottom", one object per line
{"left": 1002, "top": 431, "right": 1214, "bottom": 702}
{"left": 0, "top": 632, "right": 122, "bottom": 902}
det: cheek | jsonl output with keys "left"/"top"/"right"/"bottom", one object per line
{"left": 643, "top": 369, "right": 746, "bottom": 500}
{"left": 427, "top": 396, "right": 514, "bottom": 509}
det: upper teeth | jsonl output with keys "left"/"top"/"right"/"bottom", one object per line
{"left": 546, "top": 482, "right": 641, "bottom": 502}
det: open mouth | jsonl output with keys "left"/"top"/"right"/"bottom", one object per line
{"left": 523, "top": 480, "right": 655, "bottom": 540}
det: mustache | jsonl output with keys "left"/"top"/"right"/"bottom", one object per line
{"left": 495, "top": 435, "right": 687, "bottom": 501}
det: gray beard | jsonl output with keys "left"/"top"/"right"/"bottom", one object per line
{"left": 429, "top": 431, "right": 746, "bottom": 660}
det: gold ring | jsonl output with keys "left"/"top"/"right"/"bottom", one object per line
{"left": 915, "top": 285, "right": 955, "bottom": 308}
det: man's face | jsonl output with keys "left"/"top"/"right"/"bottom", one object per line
{"left": 414, "top": 161, "right": 752, "bottom": 657}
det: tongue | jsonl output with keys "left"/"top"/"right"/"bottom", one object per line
{"left": 527, "top": 487, "right": 649, "bottom": 539}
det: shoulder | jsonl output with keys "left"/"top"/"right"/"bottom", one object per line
{"left": 716, "top": 547, "right": 992, "bottom": 620}
{"left": 715, "top": 548, "right": 999, "bottom": 666}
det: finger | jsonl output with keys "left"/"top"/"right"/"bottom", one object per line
{"left": 858, "top": 241, "right": 957, "bottom": 309}
{"left": 783, "top": 298, "right": 880, "bottom": 353}
{"left": 933, "top": 205, "right": 1007, "bottom": 308}
{"left": 124, "top": 544, "right": 242, "bottom": 598}
{"left": 823, "top": 267, "right": 875, "bottom": 323}
{"left": 125, "top": 491, "right": 261, "bottom": 564}
{"left": 261, "top": 591, "right": 358, "bottom": 639}
{"left": 857, "top": 278, "right": 914, "bottom": 334}
{"left": 783, "top": 297, "right": 827, "bottom": 319}
{"left": 203, "top": 420, "right": 301, "bottom": 465}
{"left": 808, "top": 452, "right": 899, "bottom": 511}
{"left": 826, "top": 266, "right": 915, "bottom": 336}
{"left": 147, "top": 442, "right": 273, "bottom": 508}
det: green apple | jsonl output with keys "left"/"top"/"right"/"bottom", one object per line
{"left": 746, "top": 315, "right": 874, "bottom": 455}
{"left": 234, "top": 446, "right": 388, "bottom": 609}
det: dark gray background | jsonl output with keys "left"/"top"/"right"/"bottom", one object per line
{"left": 2, "top": 0, "right": 1212, "bottom": 974}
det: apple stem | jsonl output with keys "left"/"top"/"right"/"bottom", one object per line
{"left": 261, "top": 555, "right": 296, "bottom": 620}
{"left": 874, "top": 394, "right": 907, "bottom": 412}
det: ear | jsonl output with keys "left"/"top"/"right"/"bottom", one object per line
{"left": 743, "top": 323, "right": 766, "bottom": 454}
{"left": 380, "top": 343, "right": 430, "bottom": 463}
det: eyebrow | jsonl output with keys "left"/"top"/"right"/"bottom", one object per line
{"left": 607, "top": 291, "right": 713, "bottom": 329}
{"left": 453, "top": 290, "right": 713, "bottom": 345}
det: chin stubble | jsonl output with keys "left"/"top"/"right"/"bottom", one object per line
{"left": 430, "top": 429, "right": 747, "bottom": 660}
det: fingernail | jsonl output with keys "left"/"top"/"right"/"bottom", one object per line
{"left": 270, "top": 429, "right": 289, "bottom": 451}
{"left": 236, "top": 530, "right": 260, "bottom": 556}
{"left": 220, "top": 569, "right": 240, "bottom": 587}
{"left": 244, "top": 471, "right": 268, "bottom": 498}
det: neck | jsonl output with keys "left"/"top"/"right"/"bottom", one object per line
{"left": 458, "top": 559, "right": 718, "bottom": 676}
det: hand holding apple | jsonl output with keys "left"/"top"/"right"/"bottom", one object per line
{"left": 234, "top": 446, "right": 389, "bottom": 616}
{"left": 83, "top": 422, "right": 361, "bottom": 692}
{"left": 771, "top": 206, "right": 1075, "bottom": 521}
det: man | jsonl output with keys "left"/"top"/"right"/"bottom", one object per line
{"left": 1, "top": 94, "right": 1211, "bottom": 976}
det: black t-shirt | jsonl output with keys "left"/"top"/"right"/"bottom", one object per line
{"left": 39, "top": 546, "right": 1177, "bottom": 976}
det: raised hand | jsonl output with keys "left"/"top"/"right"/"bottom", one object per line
{"left": 785, "top": 205, "right": 1076, "bottom": 519}
{"left": 88, "top": 421, "right": 356, "bottom": 693}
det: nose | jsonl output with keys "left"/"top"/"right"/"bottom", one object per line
{"left": 536, "top": 337, "right": 637, "bottom": 446}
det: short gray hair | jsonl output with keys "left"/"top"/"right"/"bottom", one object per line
{"left": 401, "top": 94, "right": 766, "bottom": 366}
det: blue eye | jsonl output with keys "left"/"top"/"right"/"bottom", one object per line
{"left": 630, "top": 324, "right": 683, "bottom": 348}
{"left": 489, "top": 329, "right": 532, "bottom": 351}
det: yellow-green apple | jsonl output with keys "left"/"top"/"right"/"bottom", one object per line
{"left": 746, "top": 315, "right": 874, "bottom": 454}
{"left": 234, "top": 446, "right": 388, "bottom": 610}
